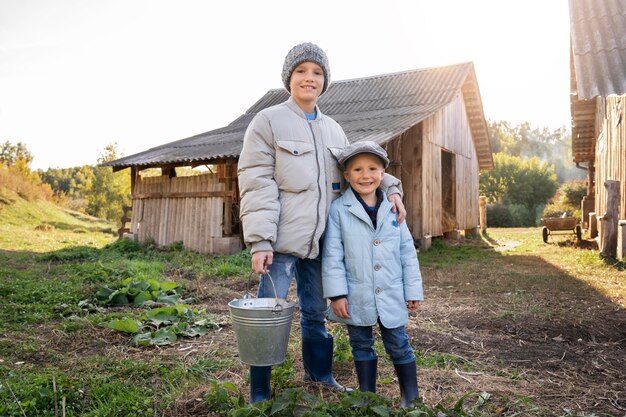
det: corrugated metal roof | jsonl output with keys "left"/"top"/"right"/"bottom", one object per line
{"left": 106, "top": 62, "right": 492, "bottom": 170}
{"left": 569, "top": 0, "right": 626, "bottom": 163}
{"left": 569, "top": 0, "right": 626, "bottom": 99}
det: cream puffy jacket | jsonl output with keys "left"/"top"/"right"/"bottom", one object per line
{"left": 238, "top": 97, "right": 401, "bottom": 259}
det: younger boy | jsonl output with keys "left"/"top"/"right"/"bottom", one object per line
{"left": 322, "top": 141, "right": 423, "bottom": 407}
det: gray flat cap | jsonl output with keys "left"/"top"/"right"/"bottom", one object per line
{"left": 338, "top": 141, "right": 390, "bottom": 169}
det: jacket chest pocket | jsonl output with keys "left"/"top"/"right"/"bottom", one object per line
{"left": 327, "top": 146, "right": 344, "bottom": 193}
{"left": 275, "top": 140, "right": 316, "bottom": 192}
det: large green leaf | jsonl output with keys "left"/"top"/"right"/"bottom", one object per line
{"left": 133, "top": 332, "right": 153, "bottom": 346}
{"left": 127, "top": 281, "right": 151, "bottom": 296}
{"left": 145, "top": 306, "right": 178, "bottom": 326}
{"left": 133, "top": 290, "right": 152, "bottom": 306}
{"left": 108, "top": 318, "right": 141, "bottom": 333}
{"left": 181, "top": 325, "right": 208, "bottom": 337}
{"left": 371, "top": 405, "right": 390, "bottom": 417}
{"left": 160, "top": 281, "right": 179, "bottom": 292}
{"left": 147, "top": 279, "right": 161, "bottom": 291}
{"left": 95, "top": 287, "right": 114, "bottom": 301}
{"left": 152, "top": 327, "right": 177, "bottom": 345}
{"left": 109, "top": 291, "right": 129, "bottom": 306}
{"left": 157, "top": 294, "right": 180, "bottom": 305}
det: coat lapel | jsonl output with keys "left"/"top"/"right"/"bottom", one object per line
{"left": 344, "top": 188, "right": 375, "bottom": 230}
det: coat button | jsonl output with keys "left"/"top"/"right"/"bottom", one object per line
{"left": 374, "top": 264, "right": 381, "bottom": 271}
{"left": 293, "top": 150, "right": 299, "bottom": 155}
{"left": 373, "top": 239, "right": 380, "bottom": 246}
{"left": 375, "top": 287, "right": 382, "bottom": 294}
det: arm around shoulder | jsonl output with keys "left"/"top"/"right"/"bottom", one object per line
{"left": 380, "top": 172, "right": 403, "bottom": 198}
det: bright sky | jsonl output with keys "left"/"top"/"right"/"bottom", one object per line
{"left": 0, "top": 0, "right": 571, "bottom": 170}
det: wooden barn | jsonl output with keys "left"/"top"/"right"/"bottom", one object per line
{"left": 106, "top": 62, "right": 493, "bottom": 254}
{"left": 569, "top": 0, "right": 626, "bottom": 259}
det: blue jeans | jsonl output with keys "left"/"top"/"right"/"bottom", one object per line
{"left": 258, "top": 252, "right": 329, "bottom": 340}
{"left": 347, "top": 322, "right": 415, "bottom": 365}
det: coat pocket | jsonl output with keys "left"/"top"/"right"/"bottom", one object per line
{"left": 327, "top": 146, "right": 344, "bottom": 193}
{"left": 275, "top": 140, "right": 316, "bottom": 192}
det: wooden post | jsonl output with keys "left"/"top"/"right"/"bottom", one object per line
{"left": 601, "top": 180, "right": 620, "bottom": 258}
{"left": 581, "top": 196, "right": 594, "bottom": 230}
{"left": 589, "top": 212, "right": 598, "bottom": 238}
{"left": 617, "top": 220, "right": 626, "bottom": 261}
{"left": 219, "top": 161, "right": 237, "bottom": 237}
{"left": 479, "top": 196, "right": 487, "bottom": 233}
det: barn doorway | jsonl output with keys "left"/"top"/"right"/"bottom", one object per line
{"left": 441, "top": 150, "right": 456, "bottom": 231}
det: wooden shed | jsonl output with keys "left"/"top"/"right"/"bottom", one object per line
{"left": 569, "top": 0, "right": 626, "bottom": 258}
{"left": 106, "top": 62, "right": 492, "bottom": 254}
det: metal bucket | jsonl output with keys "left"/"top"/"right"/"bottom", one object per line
{"left": 228, "top": 274, "right": 295, "bottom": 366}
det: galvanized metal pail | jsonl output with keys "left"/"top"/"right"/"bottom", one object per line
{"left": 228, "top": 273, "right": 295, "bottom": 366}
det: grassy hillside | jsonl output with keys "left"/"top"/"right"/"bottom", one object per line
{"left": 0, "top": 188, "right": 116, "bottom": 252}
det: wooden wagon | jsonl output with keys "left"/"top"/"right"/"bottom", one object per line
{"left": 541, "top": 216, "right": 582, "bottom": 243}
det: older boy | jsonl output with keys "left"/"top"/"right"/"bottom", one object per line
{"left": 322, "top": 141, "right": 423, "bottom": 407}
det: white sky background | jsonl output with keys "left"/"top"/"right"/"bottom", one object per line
{"left": 0, "top": 0, "right": 571, "bottom": 170}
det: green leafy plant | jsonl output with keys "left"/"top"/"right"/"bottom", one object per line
{"left": 107, "top": 304, "right": 219, "bottom": 346}
{"left": 331, "top": 326, "right": 353, "bottom": 363}
{"left": 93, "top": 277, "right": 183, "bottom": 307}
{"left": 271, "top": 353, "right": 296, "bottom": 389}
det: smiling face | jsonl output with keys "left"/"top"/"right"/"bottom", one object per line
{"left": 343, "top": 153, "right": 385, "bottom": 204}
{"left": 289, "top": 61, "right": 324, "bottom": 113}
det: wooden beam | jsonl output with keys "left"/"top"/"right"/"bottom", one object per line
{"left": 133, "top": 190, "right": 236, "bottom": 199}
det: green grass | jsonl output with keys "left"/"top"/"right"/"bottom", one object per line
{"left": 1, "top": 195, "right": 623, "bottom": 416}
{"left": 0, "top": 196, "right": 245, "bottom": 416}
{"left": 0, "top": 197, "right": 116, "bottom": 252}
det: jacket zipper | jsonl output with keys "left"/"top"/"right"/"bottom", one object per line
{"left": 306, "top": 119, "right": 322, "bottom": 258}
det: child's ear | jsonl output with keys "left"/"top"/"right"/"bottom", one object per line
{"left": 343, "top": 171, "right": 350, "bottom": 181}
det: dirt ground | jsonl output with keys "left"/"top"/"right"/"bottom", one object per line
{"left": 169, "top": 239, "right": 625, "bottom": 416}
{"left": 33, "top": 238, "right": 626, "bottom": 416}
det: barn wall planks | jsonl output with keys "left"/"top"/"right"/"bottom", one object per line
{"left": 129, "top": 172, "right": 239, "bottom": 254}
{"left": 418, "top": 93, "right": 480, "bottom": 237}
{"left": 595, "top": 95, "right": 626, "bottom": 252}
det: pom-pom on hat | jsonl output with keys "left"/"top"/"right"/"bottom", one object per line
{"left": 282, "top": 42, "right": 331, "bottom": 95}
{"left": 338, "top": 141, "right": 390, "bottom": 169}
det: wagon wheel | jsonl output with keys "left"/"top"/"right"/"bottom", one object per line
{"left": 542, "top": 226, "right": 549, "bottom": 243}
{"left": 575, "top": 225, "right": 582, "bottom": 241}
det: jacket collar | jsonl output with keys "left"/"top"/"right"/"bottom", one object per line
{"left": 343, "top": 187, "right": 392, "bottom": 230}
{"left": 286, "top": 96, "right": 322, "bottom": 120}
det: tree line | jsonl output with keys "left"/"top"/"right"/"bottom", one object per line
{"left": 0, "top": 141, "right": 130, "bottom": 222}
{"left": 1, "top": 120, "right": 587, "bottom": 227}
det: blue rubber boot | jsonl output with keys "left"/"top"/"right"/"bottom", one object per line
{"left": 249, "top": 366, "right": 271, "bottom": 403}
{"left": 393, "top": 361, "right": 419, "bottom": 407}
{"left": 302, "top": 336, "right": 350, "bottom": 392}
{"left": 354, "top": 358, "right": 377, "bottom": 393}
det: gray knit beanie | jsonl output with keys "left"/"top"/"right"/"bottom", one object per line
{"left": 282, "top": 42, "right": 331, "bottom": 95}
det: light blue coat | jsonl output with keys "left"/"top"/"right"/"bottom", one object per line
{"left": 322, "top": 187, "right": 423, "bottom": 329}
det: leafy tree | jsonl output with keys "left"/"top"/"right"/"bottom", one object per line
{"left": 488, "top": 121, "right": 584, "bottom": 183}
{"left": 0, "top": 141, "right": 33, "bottom": 167}
{"left": 39, "top": 166, "right": 94, "bottom": 198}
{"left": 480, "top": 153, "right": 558, "bottom": 210}
{"left": 83, "top": 143, "right": 130, "bottom": 221}
{"left": 0, "top": 141, "right": 51, "bottom": 201}
{"left": 38, "top": 165, "right": 95, "bottom": 211}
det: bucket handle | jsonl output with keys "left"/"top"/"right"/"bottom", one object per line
{"left": 245, "top": 272, "right": 284, "bottom": 313}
